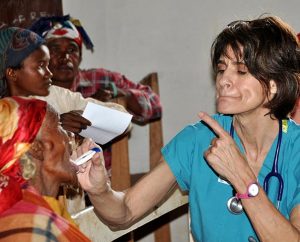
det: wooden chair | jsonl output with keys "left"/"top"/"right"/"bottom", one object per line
{"left": 139, "top": 72, "right": 171, "bottom": 242}
{"left": 70, "top": 73, "right": 189, "bottom": 242}
{"left": 109, "top": 72, "right": 172, "bottom": 242}
{"left": 111, "top": 97, "right": 131, "bottom": 191}
{"left": 110, "top": 96, "right": 134, "bottom": 242}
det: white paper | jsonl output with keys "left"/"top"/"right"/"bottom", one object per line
{"left": 79, "top": 102, "right": 132, "bottom": 144}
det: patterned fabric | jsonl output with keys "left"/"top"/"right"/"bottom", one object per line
{"left": 73, "top": 68, "right": 162, "bottom": 122}
{"left": 0, "top": 187, "right": 90, "bottom": 242}
{"left": 30, "top": 15, "right": 94, "bottom": 51}
{"left": 0, "top": 27, "right": 45, "bottom": 97}
{"left": 0, "top": 96, "right": 46, "bottom": 214}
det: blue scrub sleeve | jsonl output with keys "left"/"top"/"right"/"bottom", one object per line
{"left": 289, "top": 159, "right": 300, "bottom": 212}
{"left": 161, "top": 125, "right": 200, "bottom": 191}
{"left": 284, "top": 124, "right": 300, "bottom": 213}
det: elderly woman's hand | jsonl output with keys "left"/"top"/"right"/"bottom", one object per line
{"left": 72, "top": 138, "right": 110, "bottom": 196}
{"left": 198, "top": 112, "right": 256, "bottom": 192}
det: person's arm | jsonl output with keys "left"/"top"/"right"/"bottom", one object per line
{"left": 242, "top": 193, "right": 300, "bottom": 241}
{"left": 111, "top": 73, "right": 162, "bottom": 123}
{"left": 76, "top": 139, "right": 176, "bottom": 229}
{"left": 81, "top": 69, "right": 162, "bottom": 122}
{"left": 35, "top": 85, "right": 131, "bottom": 134}
{"left": 199, "top": 112, "right": 300, "bottom": 241}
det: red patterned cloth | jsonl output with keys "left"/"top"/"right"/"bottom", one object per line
{"left": 0, "top": 187, "right": 90, "bottom": 241}
{"left": 0, "top": 96, "right": 46, "bottom": 214}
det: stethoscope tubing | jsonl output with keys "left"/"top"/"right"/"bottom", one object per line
{"left": 230, "top": 118, "right": 284, "bottom": 208}
{"left": 263, "top": 119, "right": 284, "bottom": 206}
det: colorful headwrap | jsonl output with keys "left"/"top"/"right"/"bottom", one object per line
{"left": 0, "top": 27, "right": 45, "bottom": 98}
{"left": 0, "top": 96, "right": 47, "bottom": 214}
{"left": 30, "top": 15, "right": 94, "bottom": 51}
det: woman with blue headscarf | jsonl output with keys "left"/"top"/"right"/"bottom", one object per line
{"left": 0, "top": 26, "right": 128, "bottom": 135}
{"left": 0, "top": 26, "right": 51, "bottom": 98}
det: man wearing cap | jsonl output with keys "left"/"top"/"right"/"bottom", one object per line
{"left": 30, "top": 15, "right": 162, "bottom": 123}
{"left": 0, "top": 25, "right": 128, "bottom": 139}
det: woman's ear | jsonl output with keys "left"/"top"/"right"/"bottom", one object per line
{"left": 269, "top": 80, "right": 277, "bottom": 95}
{"left": 28, "top": 140, "right": 44, "bottom": 160}
{"left": 5, "top": 68, "right": 17, "bottom": 82}
{"left": 29, "top": 139, "right": 54, "bottom": 161}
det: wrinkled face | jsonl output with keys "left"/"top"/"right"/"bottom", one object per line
{"left": 41, "top": 108, "right": 77, "bottom": 186}
{"left": 215, "top": 46, "right": 269, "bottom": 116}
{"left": 47, "top": 38, "right": 81, "bottom": 85}
{"left": 13, "top": 45, "right": 52, "bottom": 96}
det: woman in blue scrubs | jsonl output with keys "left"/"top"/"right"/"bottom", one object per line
{"left": 76, "top": 15, "right": 300, "bottom": 242}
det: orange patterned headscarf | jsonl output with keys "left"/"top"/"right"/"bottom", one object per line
{"left": 0, "top": 96, "right": 47, "bottom": 214}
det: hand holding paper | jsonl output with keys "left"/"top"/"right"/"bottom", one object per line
{"left": 79, "top": 102, "right": 132, "bottom": 144}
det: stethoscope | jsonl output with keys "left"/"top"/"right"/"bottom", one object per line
{"left": 227, "top": 119, "right": 284, "bottom": 215}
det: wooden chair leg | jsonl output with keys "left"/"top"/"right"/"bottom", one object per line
{"left": 111, "top": 74, "right": 172, "bottom": 242}
{"left": 150, "top": 118, "right": 171, "bottom": 242}
{"left": 111, "top": 134, "right": 131, "bottom": 190}
{"left": 146, "top": 73, "right": 172, "bottom": 242}
{"left": 154, "top": 223, "right": 171, "bottom": 242}
{"left": 111, "top": 131, "right": 134, "bottom": 242}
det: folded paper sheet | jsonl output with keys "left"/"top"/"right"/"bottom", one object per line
{"left": 80, "top": 102, "right": 132, "bottom": 144}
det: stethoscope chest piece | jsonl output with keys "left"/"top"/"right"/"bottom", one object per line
{"left": 227, "top": 196, "right": 243, "bottom": 215}
{"left": 226, "top": 119, "right": 284, "bottom": 215}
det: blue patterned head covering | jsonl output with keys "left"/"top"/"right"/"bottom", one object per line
{"left": 0, "top": 27, "right": 45, "bottom": 97}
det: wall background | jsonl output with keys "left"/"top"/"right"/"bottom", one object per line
{"left": 63, "top": 1, "right": 300, "bottom": 241}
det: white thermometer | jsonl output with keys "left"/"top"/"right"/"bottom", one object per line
{"left": 72, "top": 147, "right": 101, "bottom": 166}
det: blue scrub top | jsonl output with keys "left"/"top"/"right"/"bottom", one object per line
{"left": 162, "top": 114, "right": 300, "bottom": 242}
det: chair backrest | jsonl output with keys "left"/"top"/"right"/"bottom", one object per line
{"left": 109, "top": 73, "right": 166, "bottom": 242}
{"left": 67, "top": 72, "right": 179, "bottom": 242}
{"left": 139, "top": 72, "right": 163, "bottom": 170}
{"left": 111, "top": 72, "right": 164, "bottom": 189}
{"left": 139, "top": 73, "right": 171, "bottom": 242}
{"left": 111, "top": 97, "right": 132, "bottom": 191}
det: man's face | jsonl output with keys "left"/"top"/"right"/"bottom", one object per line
{"left": 47, "top": 38, "right": 81, "bottom": 86}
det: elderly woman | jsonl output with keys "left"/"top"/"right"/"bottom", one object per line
{"left": 0, "top": 96, "right": 90, "bottom": 241}
{"left": 77, "top": 16, "right": 300, "bottom": 242}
